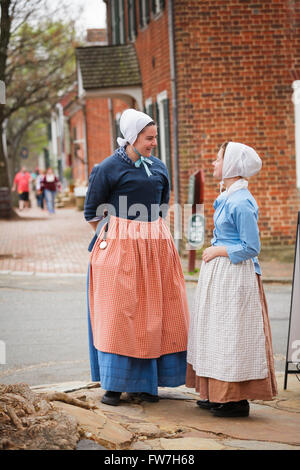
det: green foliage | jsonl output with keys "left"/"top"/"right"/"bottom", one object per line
{"left": 1, "top": 1, "right": 84, "bottom": 178}
{"left": 63, "top": 166, "right": 74, "bottom": 183}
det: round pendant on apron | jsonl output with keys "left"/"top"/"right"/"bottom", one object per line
{"left": 99, "top": 240, "right": 107, "bottom": 249}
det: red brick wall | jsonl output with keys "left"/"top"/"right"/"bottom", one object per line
{"left": 174, "top": 0, "right": 300, "bottom": 245}
{"left": 105, "top": 1, "right": 174, "bottom": 192}
{"left": 69, "top": 109, "right": 85, "bottom": 183}
{"left": 85, "top": 98, "right": 112, "bottom": 172}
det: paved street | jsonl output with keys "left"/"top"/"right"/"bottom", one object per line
{"left": 0, "top": 272, "right": 292, "bottom": 386}
{"left": 0, "top": 206, "right": 294, "bottom": 385}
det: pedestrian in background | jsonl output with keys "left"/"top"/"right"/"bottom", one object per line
{"left": 11, "top": 166, "right": 31, "bottom": 211}
{"left": 186, "top": 141, "right": 277, "bottom": 417}
{"left": 42, "top": 167, "right": 60, "bottom": 214}
{"left": 34, "top": 169, "right": 45, "bottom": 210}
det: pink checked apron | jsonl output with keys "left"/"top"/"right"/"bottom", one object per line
{"left": 88, "top": 215, "right": 190, "bottom": 358}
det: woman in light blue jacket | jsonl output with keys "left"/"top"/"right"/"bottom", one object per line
{"left": 186, "top": 141, "right": 277, "bottom": 417}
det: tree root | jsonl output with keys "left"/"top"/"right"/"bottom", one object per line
{"left": 45, "top": 392, "right": 97, "bottom": 410}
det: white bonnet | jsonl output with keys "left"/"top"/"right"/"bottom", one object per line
{"left": 117, "top": 109, "right": 154, "bottom": 147}
{"left": 223, "top": 142, "right": 262, "bottom": 179}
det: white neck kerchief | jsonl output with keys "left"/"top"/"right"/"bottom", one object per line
{"left": 224, "top": 178, "right": 248, "bottom": 196}
{"left": 117, "top": 109, "right": 153, "bottom": 147}
{"left": 220, "top": 142, "right": 262, "bottom": 193}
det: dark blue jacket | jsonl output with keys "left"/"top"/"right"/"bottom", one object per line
{"left": 84, "top": 147, "right": 170, "bottom": 251}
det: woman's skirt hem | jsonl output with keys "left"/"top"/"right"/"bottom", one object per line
{"left": 185, "top": 274, "right": 278, "bottom": 403}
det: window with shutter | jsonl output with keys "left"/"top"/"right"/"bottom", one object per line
{"left": 155, "top": 101, "right": 161, "bottom": 160}
{"left": 145, "top": 98, "right": 156, "bottom": 156}
{"left": 128, "top": 0, "right": 137, "bottom": 42}
{"left": 156, "top": 92, "right": 172, "bottom": 188}
{"left": 152, "top": 0, "right": 165, "bottom": 16}
{"left": 119, "top": 0, "right": 125, "bottom": 44}
{"left": 111, "top": 0, "right": 125, "bottom": 45}
{"left": 163, "top": 98, "right": 172, "bottom": 188}
{"left": 139, "top": 0, "right": 150, "bottom": 28}
{"left": 115, "top": 113, "right": 122, "bottom": 148}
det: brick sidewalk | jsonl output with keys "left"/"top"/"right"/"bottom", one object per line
{"left": 0, "top": 206, "right": 294, "bottom": 280}
{"left": 0, "top": 207, "right": 92, "bottom": 274}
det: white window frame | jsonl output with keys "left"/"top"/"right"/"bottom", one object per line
{"left": 128, "top": 0, "right": 137, "bottom": 42}
{"left": 156, "top": 90, "right": 168, "bottom": 165}
{"left": 153, "top": 0, "right": 162, "bottom": 16}
{"left": 145, "top": 97, "right": 153, "bottom": 116}
{"left": 293, "top": 81, "right": 300, "bottom": 189}
{"left": 140, "top": 0, "right": 149, "bottom": 29}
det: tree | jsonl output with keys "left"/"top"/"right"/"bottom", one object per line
{"left": 0, "top": 0, "right": 80, "bottom": 216}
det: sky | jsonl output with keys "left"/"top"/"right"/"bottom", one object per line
{"left": 73, "top": 0, "right": 107, "bottom": 30}
{"left": 47, "top": 0, "right": 107, "bottom": 34}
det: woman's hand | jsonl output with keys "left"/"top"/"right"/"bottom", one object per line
{"left": 202, "top": 246, "right": 228, "bottom": 263}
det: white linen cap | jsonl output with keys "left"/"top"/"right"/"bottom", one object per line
{"left": 223, "top": 142, "right": 262, "bottom": 179}
{"left": 117, "top": 108, "right": 154, "bottom": 147}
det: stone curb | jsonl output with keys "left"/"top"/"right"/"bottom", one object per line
{"left": 0, "top": 270, "right": 292, "bottom": 284}
{"left": 185, "top": 275, "right": 292, "bottom": 284}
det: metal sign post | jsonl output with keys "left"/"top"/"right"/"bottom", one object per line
{"left": 284, "top": 212, "right": 300, "bottom": 389}
{"left": 187, "top": 169, "right": 205, "bottom": 272}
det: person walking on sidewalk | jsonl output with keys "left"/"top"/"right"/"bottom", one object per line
{"left": 11, "top": 166, "right": 31, "bottom": 210}
{"left": 42, "top": 167, "right": 60, "bottom": 214}
{"left": 186, "top": 141, "right": 277, "bottom": 417}
{"left": 84, "top": 109, "right": 190, "bottom": 406}
{"left": 34, "top": 169, "right": 45, "bottom": 210}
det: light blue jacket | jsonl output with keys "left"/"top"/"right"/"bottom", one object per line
{"left": 211, "top": 188, "right": 261, "bottom": 275}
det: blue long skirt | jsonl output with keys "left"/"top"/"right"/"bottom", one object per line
{"left": 87, "top": 265, "right": 187, "bottom": 396}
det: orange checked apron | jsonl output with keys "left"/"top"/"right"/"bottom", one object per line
{"left": 88, "top": 215, "right": 190, "bottom": 359}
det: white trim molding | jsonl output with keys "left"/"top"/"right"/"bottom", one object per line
{"left": 292, "top": 81, "right": 300, "bottom": 189}
{"left": 156, "top": 90, "right": 168, "bottom": 164}
{"left": 83, "top": 86, "right": 143, "bottom": 111}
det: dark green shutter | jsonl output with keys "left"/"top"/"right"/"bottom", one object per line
{"left": 148, "top": 103, "right": 153, "bottom": 119}
{"left": 145, "top": 0, "right": 150, "bottom": 24}
{"left": 115, "top": 119, "right": 121, "bottom": 147}
{"left": 160, "top": 0, "right": 165, "bottom": 10}
{"left": 128, "top": 0, "right": 137, "bottom": 41}
{"left": 139, "top": 0, "right": 143, "bottom": 27}
{"left": 111, "top": 0, "right": 120, "bottom": 45}
{"left": 115, "top": 0, "right": 120, "bottom": 45}
{"left": 152, "top": 0, "right": 156, "bottom": 14}
{"left": 155, "top": 102, "right": 161, "bottom": 160}
{"left": 120, "top": 0, "right": 125, "bottom": 44}
{"left": 163, "top": 98, "right": 172, "bottom": 189}
{"left": 148, "top": 103, "right": 155, "bottom": 155}
{"left": 47, "top": 123, "right": 52, "bottom": 140}
{"left": 133, "top": 0, "right": 137, "bottom": 38}
{"left": 128, "top": 0, "right": 132, "bottom": 40}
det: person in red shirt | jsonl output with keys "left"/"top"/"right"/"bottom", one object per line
{"left": 11, "top": 167, "right": 32, "bottom": 210}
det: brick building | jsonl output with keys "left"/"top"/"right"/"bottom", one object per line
{"left": 51, "top": 29, "right": 119, "bottom": 185}
{"left": 74, "top": 1, "right": 300, "bottom": 245}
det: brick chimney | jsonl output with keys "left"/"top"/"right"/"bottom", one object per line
{"left": 86, "top": 29, "right": 107, "bottom": 45}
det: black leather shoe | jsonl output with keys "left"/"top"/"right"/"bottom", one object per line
{"left": 196, "top": 400, "right": 220, "bottom": 410}
{"left": 211, "top": 400, "right": 250, "bottom": 417}
{"left": 101, "top": 391, "right": 121, "bottom": 406}
{"left": 138, "top": 393, "right": 159, "bottom": 402}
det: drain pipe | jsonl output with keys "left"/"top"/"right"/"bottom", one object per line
{"left": 168, "top": 0, "right": 181, "bottom": 252}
